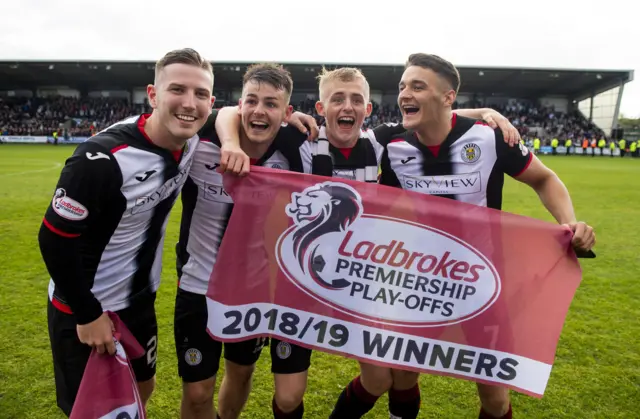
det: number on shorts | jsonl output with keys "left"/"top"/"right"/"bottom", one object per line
{"left": 146, "top": 335, "right": 158, "bottom": 368}
{"left": 255, "top": 337, "right": 267, "bottom": 352}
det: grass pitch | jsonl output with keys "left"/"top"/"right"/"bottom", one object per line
{"left": 0, "top": 144, "right": 638, "bottom": 418}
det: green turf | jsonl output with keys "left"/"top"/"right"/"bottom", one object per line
{"left": 1, "top": 144, "right": 638, "bottom": 418}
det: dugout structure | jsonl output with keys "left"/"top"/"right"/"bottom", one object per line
{"left": 0, "top": 60, "right": 633, "bottom": 137}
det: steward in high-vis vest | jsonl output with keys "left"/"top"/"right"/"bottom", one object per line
{"left": 609, "top": 140, "right": 616, "bottom": 158}
{"left": 618, "top": 139, "right": 626, "bottom": 157}
{"left": 565, "top": 139, "right": 572, "bottom": 155}
{"left": 630, "top": 140, "right": 637, "bottom": 157}
{"left": 551, "top": 138, "right": 559, "bottom": 155}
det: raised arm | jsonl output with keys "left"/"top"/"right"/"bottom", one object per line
{"left": 496, "top": 132, "right": 596, "bottom": 252}
{"left": 454, "top": 108, "right": 520, "bottom": 146}
{"left": 214, "top": 106, "right": 250, "bottom": 175}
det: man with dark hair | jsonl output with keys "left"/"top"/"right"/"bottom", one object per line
{"left": 375, "top": 53, "right": 595, "bottom": 419}
{"left": 39, "top": 48, "right": 215, "bottom": 417}
{"left": 216, "top": 61, "right": 523, "bottom": 419}
{"left": 405, "top": 53, "right": 461, "bottom": 93}
{"left": 174, "top": 62, "right": 315, "bottom": 419}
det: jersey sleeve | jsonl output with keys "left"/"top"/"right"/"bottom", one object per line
{"left": 364, "top": 129, "right": 386, "bottom": 166}
{"left": 39, "top": 140, "right": 121, "bottom": 324}
{"left": 379, "top": 146, "right": 401, "bottom": 187}
{"left": 274, "top": 125, "right": 310, "bottom": 173}
{"left": 281, "top": 124, "right": 309, "bottom": 147}
{"left": 299, "top": 141, "right": 314, "bottom": 174}
{"left": 372, "top": 122, "right": 406, "bottom": 147}
{"left": 43, "top": 141, "right": 119, "bottom": 236}
{"left": 495, "top": 129, "right": 533, "bottom": 177}
{"left": 197, "top": 109, "right": 219, "bottom": 139}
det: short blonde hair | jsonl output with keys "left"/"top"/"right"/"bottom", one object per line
{"left": 317, "top": 67, "right": 370, "bottom": 103}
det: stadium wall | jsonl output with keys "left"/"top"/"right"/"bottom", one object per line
{"left": 578, "top": 86, "right": 621, "bottom": 136}
{"left": 539, "top": 97, "right": 568, "bottom": 113}
{"left": 133, "top": 89, "right": 147, "bottom": 104}
{"left": 0, "top": 135, "right": 87, "bottom": 144}
{"left": 37, "top": 88, "right": 80, "bottom": 98}
{"left": 88, "top": 90, "right": 129, "bottom": 99}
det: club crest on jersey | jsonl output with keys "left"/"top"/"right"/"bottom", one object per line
{"left": 52, "top": 188, "right": 88, "bottom": 220}
{"left": 462, "top": 143, "right": 481, "bottom": 163}
{"left": 276, "top": 181, "right": 501, "bottom": 327}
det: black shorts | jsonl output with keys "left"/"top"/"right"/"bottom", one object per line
{"left": 270, "top": 338, "right": 312, "bottom": 374}
{"left": 174, "top": 288, "right": 267, "bottom": 383}
{"left": 47, "top": 294, "right": 158, "bottom": 417}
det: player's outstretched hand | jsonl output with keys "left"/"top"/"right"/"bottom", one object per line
{"left": 287, "top": 112, "right": 319, "bottom": 140}
{"left": 220, "top": 142, "right": 250, "bottom": 176}
{"left": 563, "top": 221, "right": 596, "bottom": 252}
{"left": 77, "top": 312, "right": 116, "bottom": 355}
{"left": 480, "top": 109, "right": 521, "bottom": 146}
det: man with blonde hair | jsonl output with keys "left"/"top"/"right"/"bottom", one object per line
{"left": 216, "top": 62, "right": 522, "bottom": 419}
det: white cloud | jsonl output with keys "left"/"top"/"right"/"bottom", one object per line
{"left": 2, "top": 0, "right": 639, "bottom": 116}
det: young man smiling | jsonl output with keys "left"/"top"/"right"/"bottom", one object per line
{"left": 377, "top": 53, "right": 596, "bottom": 419}
{"left": 40, "top": 48, "right": 214, "bottom": 417}
{"left": 215, "top": 63, "right": 523, "bottom": 419}
{"left": 175, "top": 63, "right": 317, "bottom": 419}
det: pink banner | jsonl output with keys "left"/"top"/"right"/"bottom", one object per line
{"left": 70, "top": 312, "right": 146, "bottom": 419}
{"left": 206, "top": 167, "right": 582, "bottom": 397}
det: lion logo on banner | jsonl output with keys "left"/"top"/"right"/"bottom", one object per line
{"left": 285, "top": 182, "right": 363, "bottom": 289}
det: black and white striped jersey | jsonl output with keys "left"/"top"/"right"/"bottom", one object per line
{"left": 39, "top": 113, "right": 201, "bottom": 323}
{"left": 378, "top": 115, "right": 532, "bottom": 210}
{"left": 306, "top": 126, "right": 385, "bottom": 183}
{"left": 176, "top": 124, "right": 310, "bottom": 295}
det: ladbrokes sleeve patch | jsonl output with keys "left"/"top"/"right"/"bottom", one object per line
{"left": 51, "top": 188, "right": 89, "bottom": 220}
{"left": 43, "top": 141, "right": 120, "bottom": 236}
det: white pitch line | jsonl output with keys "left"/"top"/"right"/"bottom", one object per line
{"left": 0, "top": 162, "right": 63, "bottom": 177}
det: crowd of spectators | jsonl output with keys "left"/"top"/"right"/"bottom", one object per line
{"left": 1, "top": 95, "right": 605, "bottom": 143}
{"left": 0, "top": 96, "right": 143, "bottom": 137}
{"left": 469, "top": 101, "right": 606, "bottom": 143}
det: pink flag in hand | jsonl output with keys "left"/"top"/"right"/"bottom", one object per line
{"left": 70, "top": 312, "right": 146, "bottom": 419}
{"left": 205, "top": 167, "right": 584, "bottom": 398}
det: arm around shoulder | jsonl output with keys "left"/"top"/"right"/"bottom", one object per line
{"left": 213, "top": 106, "right": 250, "bottom": 175}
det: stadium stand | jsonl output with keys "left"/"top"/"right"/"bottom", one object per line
{"left": 0, "top": 95, "right": 606, "bottom": 145}
{"left": 0, "top": 60, "right": 634, "bottom": 150}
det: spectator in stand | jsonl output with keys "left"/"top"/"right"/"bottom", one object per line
{"left": 0, "top": 96, "right": 140, "bottom": 137}
{"left": 1, "top": 96, "right": 604, "bottom": 143}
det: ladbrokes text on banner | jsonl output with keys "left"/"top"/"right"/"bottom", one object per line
{"left": 206, "top": 167, "right": 582, "bottom": 397}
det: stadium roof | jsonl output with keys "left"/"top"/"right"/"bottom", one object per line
{"left": 0, "top": 60, "right": 633, "bottom": 102}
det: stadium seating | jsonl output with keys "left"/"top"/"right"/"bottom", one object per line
{"left": 0, "top": 96, "right": 141, "bottom": 137}
{"left": 1, "top": 95, "right": 605, "bottom": 144}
